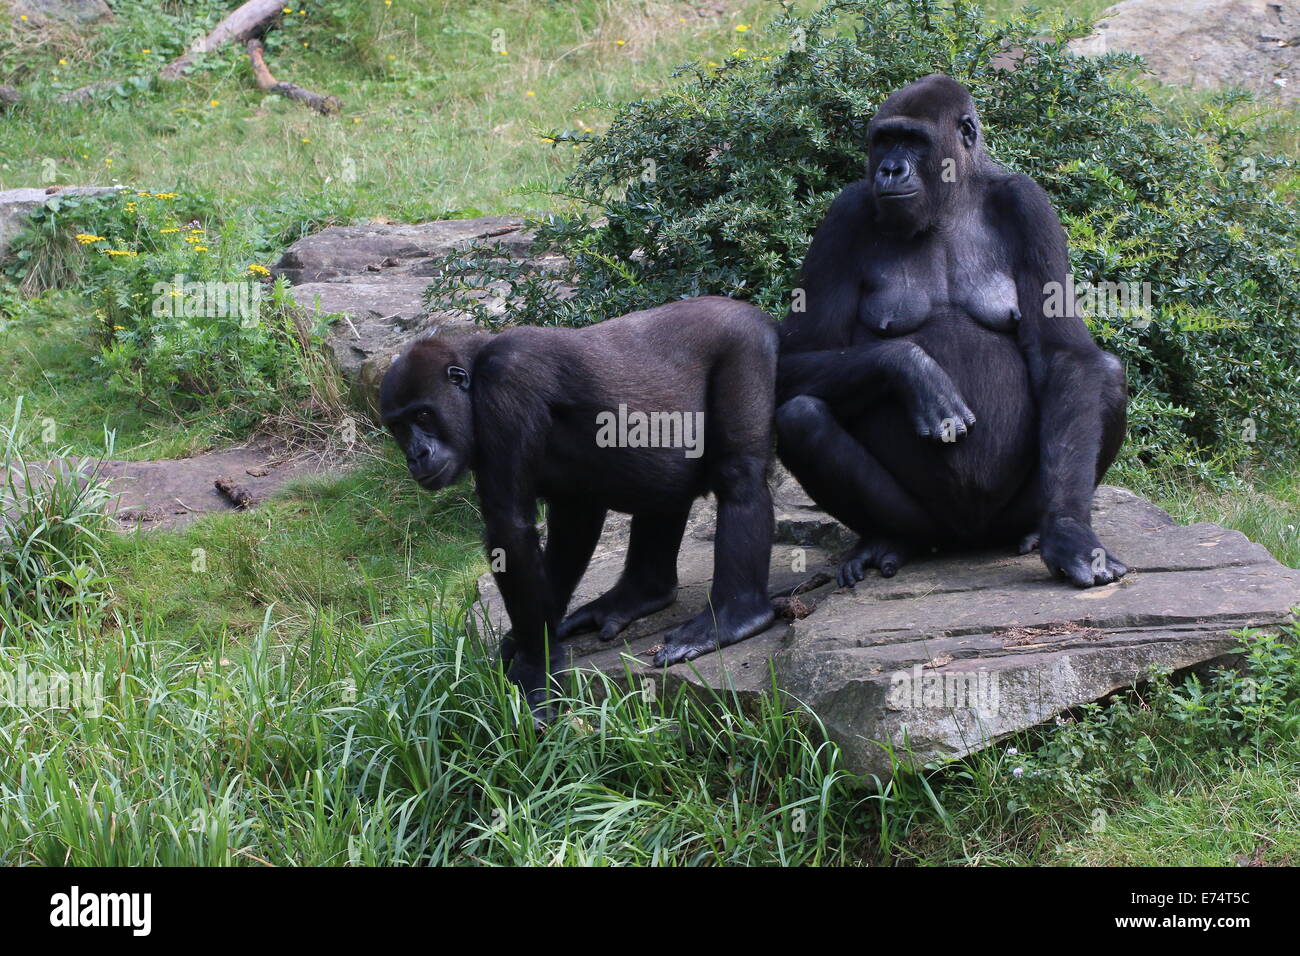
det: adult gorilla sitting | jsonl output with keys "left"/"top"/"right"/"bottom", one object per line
{"left": 776, "top": 74, "right": 1128, "bottom": 588}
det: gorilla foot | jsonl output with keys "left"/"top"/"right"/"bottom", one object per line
{"left": 1038, "top": 516, "right": 1128, "bottom": 587}
{"left": 838, "top": 536, "right": 909, "bottom": 587}
{"left": 653, "top": 601, "right": 775, "bottom": 668}
{"left": 504, "top": 641, "right": 568, "bottom": 726}
{"left": 558, "top": 584, "right": 678, "bottom": 642}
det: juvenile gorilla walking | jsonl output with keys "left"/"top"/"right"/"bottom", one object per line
{"left": 381, "top": 296, "right": 778, "bottom": 716}
{"left": 777, "top": 74, "right": 1128, "bottom": 588}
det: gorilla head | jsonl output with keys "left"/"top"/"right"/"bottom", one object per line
{"left": 380, "top": 335, "right": 484, "bottom": 490}
{"left": 866, "top": 74, "right": 987, "bottom": 236}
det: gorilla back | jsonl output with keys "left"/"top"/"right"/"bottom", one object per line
{"left": 776, "top": 74, "right": 1128, "bottom": 588}
{"left": 380, "top": 296, "right": 778, "bottom": 718}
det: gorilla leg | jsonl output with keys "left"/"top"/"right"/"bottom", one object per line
{"left": 499, "top": 496, "right": 605, "bottom": 666}
{"left": 1010, "top": 351, "right": 1128, "bottom": 579}
{"left": 655, "top": 454, "right": 774, "bottom": 666}
{"left": 776, "top": 395, "right": 936, "bottom": 584}
{"left": 656, "top": 338, "right": 776, "bottom": 666}
{"left": 557, "top": 508, "right": 688, "bottom": 641}
{"left": 1097, "top": 350, "right": 1127, "bottom": 483}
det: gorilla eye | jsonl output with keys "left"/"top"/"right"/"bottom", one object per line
{"left": 413, "top": 410, "right": 436, "bottom": 429}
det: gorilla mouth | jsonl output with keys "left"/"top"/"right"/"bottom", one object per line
{"left": 878, "top": 190, "right": 919, "bottom": 199}
{"left": 413, "top": 462, "right": 453, "bottom": 489}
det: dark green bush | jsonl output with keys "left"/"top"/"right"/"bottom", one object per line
{"left": 430, "top": 0, "right": 1300, "bottom": 469}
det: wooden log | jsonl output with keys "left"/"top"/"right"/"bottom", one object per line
{"left": 214, "top": 477, "right": 256, "bottom": 509}
{"left": 245, "top": 38, "right": 341, "bottom": 115}
{"left": 159, "top": 0, "right": 285, "bottom": 81}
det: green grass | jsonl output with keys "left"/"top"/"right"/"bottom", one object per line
{"left": 0, "top": 297, "right": 228, "bottom": 458}
{"left": 103, "top": 446, "right": 484, "bottom": 641}
{"left": 1, "top": 0, "right": 1299, "bottom": 866}
{"left": 1, "top": 1, "right": 781, "bottom": 222}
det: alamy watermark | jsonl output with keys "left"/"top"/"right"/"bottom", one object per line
{"left": 0, "top": 664, "right": 106, "bottom": 717}
{"left": 595, "top": 404, "right": 705, "bottom": 459}
{"left": 1044, "top": 274, "right": 1153, "bottom": 324}
{"left": 151, "top": 273, "right": 262, "bottom": 323}
{"left": 887, "top": 664, "right": 1000, "bottom": 718}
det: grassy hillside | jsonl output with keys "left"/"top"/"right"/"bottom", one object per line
{"left": 0, "top": 0, "right": 1297, "bottom": 866}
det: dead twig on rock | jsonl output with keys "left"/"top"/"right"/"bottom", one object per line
{"left": 214, "top": 476, "right": 256, "bottom": 510}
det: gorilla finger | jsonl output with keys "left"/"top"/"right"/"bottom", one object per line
{"left": 655, "top": 639, "right": 710, "bottom": 668}
{"left": 1109, "top": 558, "right": 1129, "bottom": 579}
{"left": 598, "top": 616, "right": 629, "bottom": 641}
{"left": 557, "top": 608, "right": 595, "bottom": 638}
{"left": 879, "top": 556, "right": 898, "bottom": 577}
{"left": 1018, "top": 531, "right": 1040, "bottom": 555}
{"left": 1063, "top": 561, "right": 1097, "bottom": 588}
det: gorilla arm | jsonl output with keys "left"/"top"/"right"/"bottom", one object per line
{"left": 470, "top": 347, "right": 566, "bottom": 714}
{"left": 997, "top": 175, "right": 1127, "bottom": 585}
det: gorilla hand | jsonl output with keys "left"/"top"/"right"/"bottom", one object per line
{"left": 1038, "top": 515, "right": 1128, "bottom": 587}
{"left": 504, "top": 639, "right": 567, "bottom": 727}
{"left": 557, "top": 581, "right": 677, "bottom": 642}
{"left": 898, "top": 346, "right": 977, "bottom": 442}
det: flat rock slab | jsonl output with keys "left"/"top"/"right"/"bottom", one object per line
{"left": 476, "top": 480, "right": 1300, "bottom": 780}
{"left": 272, "top": 216, "right": 568, "bottom": 391}
{"left": 1070, "top": 0, "right": 1300, "bottom": 102}
{"left": 12, "top": 445, "right": 340, "bottom": 531}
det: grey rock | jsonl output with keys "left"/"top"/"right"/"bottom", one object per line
{"left": 1070, "top": 0, "right": 1300, "bottom": 101}
{"left": 273, "top": 215, "right": 571, "bottom": 393}
{"left": 0, "top": 185, "right": 120, "bottom": 260}
{"left": 271, "top": 216, "right": 527, "bottom": 283}
{"left": 475, "top": 483, "right": 1300, "bottom": 782}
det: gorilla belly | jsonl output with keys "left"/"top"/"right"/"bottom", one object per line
{"left": 858, "top": 313, "right": 1037, "bottom": 539}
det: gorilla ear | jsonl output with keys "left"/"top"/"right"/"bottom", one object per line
{"left": 446, "top": 364, "right": 471, "bottom": 391}
{"left": 959, "top": 114, "right": 978, "bottom": 149}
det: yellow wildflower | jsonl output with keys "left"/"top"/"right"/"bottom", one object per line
{"left": 75, "top": 234, "right": 105, "bottom": 245}
{"left": 160, "top": 227, "right": 180, "bottom": 234}
{"left": 248, "top": 264, "right": 271, "bottom": 276}
{"left": 735, "top": 24, "right": 750, "bottom": 32}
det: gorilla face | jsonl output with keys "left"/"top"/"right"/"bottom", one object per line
{"left": 380, "top": 339, "right": 476, "bottom": 491}
{"left": 866, "top": 74, "right": 983, "bottom": 236}
{"left": 867, "top": 117, "right": 939, "bottom": 234}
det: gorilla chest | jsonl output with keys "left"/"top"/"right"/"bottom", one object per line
{"left": 857, "top": 235, "right": 1020, "bottom": 336}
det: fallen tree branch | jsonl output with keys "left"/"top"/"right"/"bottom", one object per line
{"left": 245, "top": 38, "right": 341, "bottom": 115}
{"left": 159, "top": 0, "right": 284, "bottom": 81}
